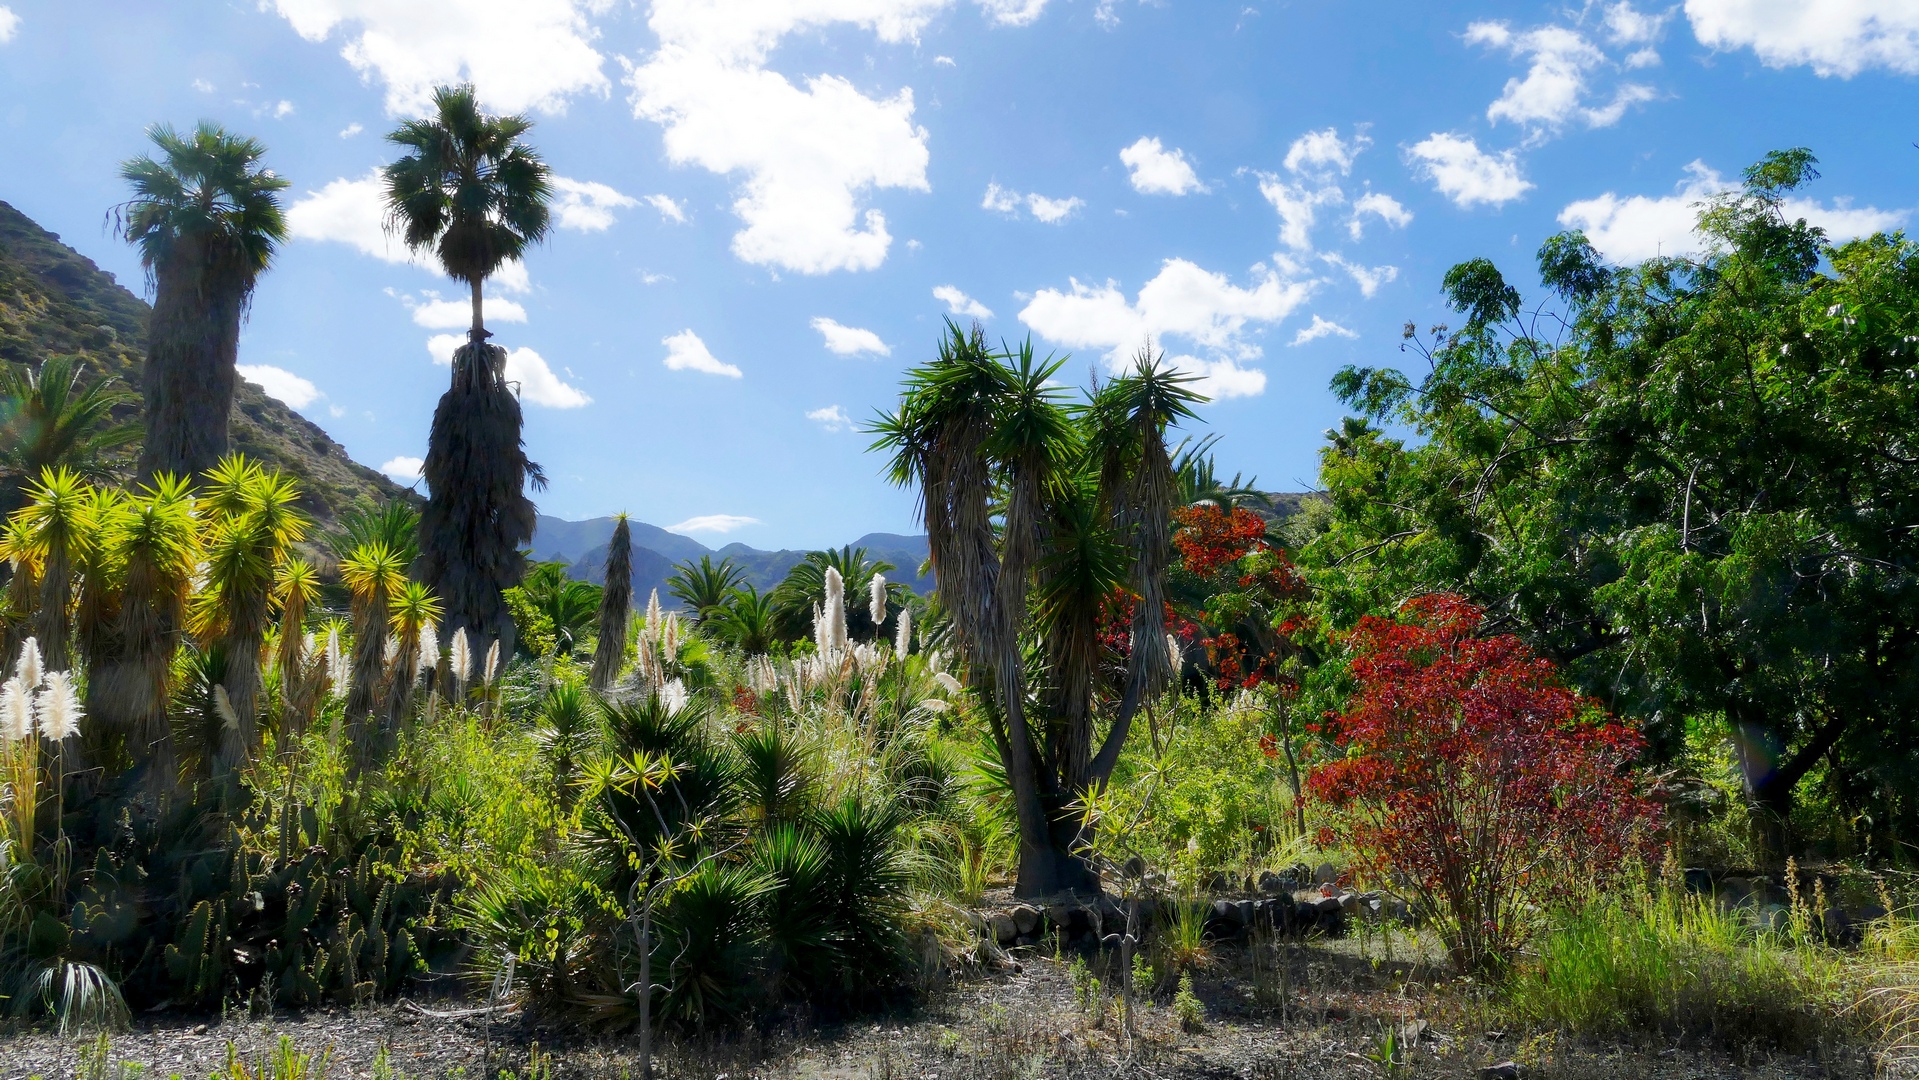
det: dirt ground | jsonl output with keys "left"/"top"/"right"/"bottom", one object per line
{"left": 0, "top": 934, "right": 1879, "bottom": 1080}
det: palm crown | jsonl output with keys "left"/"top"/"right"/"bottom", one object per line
{"left": 383, "top": 84, "right": 550, "bottom": 337}
{"left": 118, "top": 123, "right": 288, "bottom": 286}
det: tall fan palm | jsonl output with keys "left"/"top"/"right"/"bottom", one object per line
{"left": 0, "top": 356, "right": 140, "bottom": 513}
{"left": 667, "top": 555, "right": 745, "bottom": 626}
{"left": 589, "top": 515, "right": 633, "bottom": 690}
{"left": 871, "top": 326, "right": 1200, "bottom": 897}
{"left": 384, "top": 85, "right": 550, "bottom": 659}
{"left": 117, "top": 123, "right": 288, "bottom": 480}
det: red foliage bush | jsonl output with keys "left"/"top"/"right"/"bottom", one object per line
{"left": 1306, "top": 593, "right": 1660, "bottom": 975}
{"left": 1173, "top": 505, "right": 1268, "bottom": 577}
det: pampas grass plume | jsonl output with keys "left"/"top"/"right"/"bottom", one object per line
{"left": 483, "top": 640, "right": 501, "bottom": 685}
{"left": 213, "top": 686, "right": 239, "bottom": 732}
{"left": 0, "top": 676, "right": 31, "bottom": 741}
{"left": 449, "top": 628, "right": 471, "bottom": 683}
{"left": 894, "top": 607, "right": 912, "bottom": 657}
{"left": 869, "top": 573, "right": 887, "bottom": 627}
{"left": 35, "top": 670, "right": 83, "bottom": 741}
{"left": 418, "top": 623, "right": 440, "bottom": 678}
{"left": 14, "top": 637, "right": 42, "bottom": 690}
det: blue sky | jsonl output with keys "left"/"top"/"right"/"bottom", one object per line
{"left": 1, "top": 1, "right": 1915, "bottom": 548}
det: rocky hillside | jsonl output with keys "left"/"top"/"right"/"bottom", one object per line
{"left": 0, "top": 199, "right": 408, "bottom": 526}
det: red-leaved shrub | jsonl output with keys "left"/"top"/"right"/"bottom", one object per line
{"left": 1307, "top": 593, "right": 1660, "bottom": 976}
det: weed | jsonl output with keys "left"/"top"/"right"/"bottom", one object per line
{"left": 1173, "top": 971, "right": 1203, "bottom": 1032}
{"left": 212, "top": 1036, "right": 332, "bottom": 1080}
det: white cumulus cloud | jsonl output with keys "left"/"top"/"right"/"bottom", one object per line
{"left": 1559, "top": 161, "right": 1908, "bottom": 263}
{"left": 1018, "top": 258, "right": 1312, "bottom": 400}
{"left": 625, "top": 2, "right": 981, "bottom": 275}
{"left": 1120, "top": 137, "right": 1206, "bottom": 195}
{"left": 1349, "top": 191, "right": 1413, "bottom": 239}
{"left": 982, "top": 183, "right": 1021, "bottom": 214}
{"left": 1026, "top": 193, "right": 1084, "bottom": 223}
{"left": 405, "top": 292, "right": 528, "bottom": 329}
{"left": 1258, "top": 178, "right": 1344, "bottom": 251}
{"left": 550, "top": 176, "right": 638, "bottom": 231}
{"left": 0, "top": 8, "right": 21, "bottom": 43}
{"left": 807, "top": 404, "right": 854, "bottom": 431}
{"left": 1285, "top": 127, "right": 1370, "bottom": 179}
{"left": 267, "top": 0, "right": 610, "bottom": 115}
{"left": 237, "top": 364, "right": 323, "bottom": 409}
{"left": 1407, "top": 133, "right": 1533, "bottom": 208}
{"left": 668, "top": 514, "right": 761, "bottom": 534}
{"left": 1686, "top": 0, "right": 1919, "bottom": 77}
{"left": 933, "top": 285, "right": 993, "bottom": 320}
{"left": 811, "top": 317, "right": 889, "bottom": 356}
{"left": 644, "top": 194, "right": 687, "bottom": 223}
{"left": 661, "top": 329, "right": 743, "bottom": 378}
{"left": 1291, "top": 315, "right": 1357, "bottom": 346}
{"left": 1320, "top": 253, "right": 1399, "bottom": 298}
{"left": 339, "top": 122, "right": 364, "bottom": 138}
{"left": 380, "top": 455, "right": 425, "bottom": 484}
{"left": 425, "top": 334, "right": 591, "bottom": 407}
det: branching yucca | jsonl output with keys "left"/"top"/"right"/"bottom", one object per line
{"left": 385, "top": 580, "right": 443, "bottom": 727}
{"left": 340, "top": 541, "right": 407, "bottom": 766}
{"left": 93, "top": 475, "right": 198, "bottom": 781}
{"left": 6, "top": 467, "right": 94, "bottom": 673}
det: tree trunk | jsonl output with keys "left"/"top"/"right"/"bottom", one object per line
{"left": 1734, "top": 710, "right": 1849, "bottom": 862}
{"left": 139, "top": 249, "right": 244, "bottom": 481}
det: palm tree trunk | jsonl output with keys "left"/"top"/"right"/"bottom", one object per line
{"left": 470, "top": 277, "right": 485, "bottom": 342}
{"left": 139, "top": 249, "right": 244, "bottom": 481}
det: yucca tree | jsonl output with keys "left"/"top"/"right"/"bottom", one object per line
{"left": 272, "top": 557, "right": 322, "bottom": 730}
{"left": 188, "top": 456, "right": 308, "bottom": 772}
{"left": 667, "top": 555, "right": 745, "bottom": 626}
{"left": 385, "top": 580, "right": 443, "bottom": 725}
{"left": 339, "top": 540, "right": 407, "bottom": 762}
{"left": 94, "top": 475, "right": 198, "bottom": 780}
{"left": 0, "top": 356, "right": 140, "bottom": 514}
{"left": 73, "top": 485, "right": 131, "bottom": 674}
{"left": 117, "top": 123, "right": 288, "bottom": 480}
{"left": 384, "top": 84, "right": 550, "bottom": 660}
{"left": 589, "top": 515, "right": 632, "bottom": 690}
{"left": 4, "top": 467, "right": 95, "bottom": 673}
{"left": 871, "top": 325, "right": 1200, "bottom": 897}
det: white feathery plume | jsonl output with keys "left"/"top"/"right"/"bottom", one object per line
{"left": 1165, "top": 633, "right": 1182, "bottom": 675}
{"left": 935, "top": 672, "right": 963, "bottom": 695}
{"left": 383, "top": 635, "right": 400, "bottom": 668}
{"left": 823, "top": 567, "right": 848, "bottom": 655}
{"left": 929, "top": 650, "right": 946, "bottom": 675}
{"left": 449, "top": 628, "right": 472, "bottom": 684}
{"left": 212, "top": 685, "right": 238, "bottom": 732}
{"left": 483, "top": 640, "right": 501, "bottom": 685}
{"left": 893, "top": 607, "right": 912, "bottom": 658}
{"left": 35, "top": 670, "right": 83, "bottom": 740}
{"left": 660, "top": 679, "right": 688, "bottom": 714}
{"left": 920, "top": 698, "right": 951, "bottom": 714}
{"left": 812, "top": 602, "right": 827, "bottom": 657}
{"left": 0, "top": 676, "right": 31, "bottom": 741}
{"left": 324, "top": 627, "right": 345, "bottom": 691}
{"left": 417, "top": 623, "right": 440, "bottom": 682}
{"left": 663, "top": 612, "right": 681, "bottom": 659}
{"left": 14, "top": 638, "right": 42, "bottom": 690}
{"left": 644, "top": 589, "right": 663, "bottom": 646}
{"left": 869, "top": 573, "right": 887, "bottom": 627}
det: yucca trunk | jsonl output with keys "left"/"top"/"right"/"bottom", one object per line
{"left": 345, "top": 595, "right": 391, "bottom": 761}
{"left": 34, "top": 543, "right": 73, "bottom": 674}
{"left": 418, "top": 341, "right": 538, "bottom": 662}
{"left": 215, "top": 594, "right": 270, "bottom": 774}
{"left": 99, "top": 558, "right": 184, "bottom": 786}
{"left": 138, "top": 242, "right": 248, "bottom": 481}
{"left": 589, "top": 517, "right": 633, "bottom": 691}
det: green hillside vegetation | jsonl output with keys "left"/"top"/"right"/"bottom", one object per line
{"left": 0, "top": 199, "right": 408, "bottom": 525}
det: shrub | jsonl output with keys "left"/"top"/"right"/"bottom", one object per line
{"left": 1307, "top": 593, "right": 1660, "bottom": 976}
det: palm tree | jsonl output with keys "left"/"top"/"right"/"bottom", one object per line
{"left": 188, "top": 456, "right": 307, "bottom": 773}
{"left": 872, "top": 326, "right": 1200, "bottom": 897}
{"left": 0, "top": 357, "right": 140, "bottom": 514}
{"left": 518, "top": 562, "right": 601, "bottom": 656}
{"left": 667, "top": 555, "right": 745, "bottom": 626}
{"left": 770, "top": 548, "right": 895, "bottom": 642}
{"left": 589, "top": 515, "right": 633, "bottom": 690}
{"left": 1172, "top": 434, "right": 1270, "bottom": 510}
{"left": 384, "top": 85, "right": 550, "bottom": 660}
{"left": 117, "top": 123, "right": 288, "bottom": 480}
{"left": 715, "top": 585, "right": 778, "bottom": 655}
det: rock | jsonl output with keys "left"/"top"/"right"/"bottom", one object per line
{"left": 1257, "top": 870, "right": 1289, "bottom": 895}
{"left": 1313, "top": 861, "right": 1340, "bottom": 885}
{"left": 1755, "top": 903, "right": 1791, "bottom": 934}
{"left": 1683, "top": 867, "right": 1714, "bottom": 894}
{"left": 988, "top": 913, "right": 1019, "bottom": 946}
{"left": 1206, "top": 871, "right": 1234, "bottom": 894}
{"left": 1204, "top": 899, "right": 1245, "bottom": 939}
{"left": 1337, "top": 891, "right": 1360, "bottom": 914}
{"left": 1480, "top": 1062, "right": 1523, "bottom": 1080}
{"left": 1235, "top": 900, "right": 1256, "bottom": 927}
{"left": 1313, "top": 895, "right": 1343, "bottom": 915}
{"left": 1120, "top": 855, "right": 1145, "bottom": 879}
{"left": 1010, "top": 904, "right": 1042, "bottom": 937}
{"left": 1294, "top": 901, "right": 1321, "bottom": 928}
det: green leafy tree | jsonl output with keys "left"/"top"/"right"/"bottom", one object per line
{"left": 385, "top": 84, "right": 550, "bottom": 660}
{"left": 1303, "top": 149, "right": 1919, "bottom": 854}
{"left": 514, "top": 562, "right": 601, "bottom": 657}
{"left": 770, "top": 547, "right": 896, "bottom": 643}
{"left": 116, "top": 123, "right": 288, "bottom": 480}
